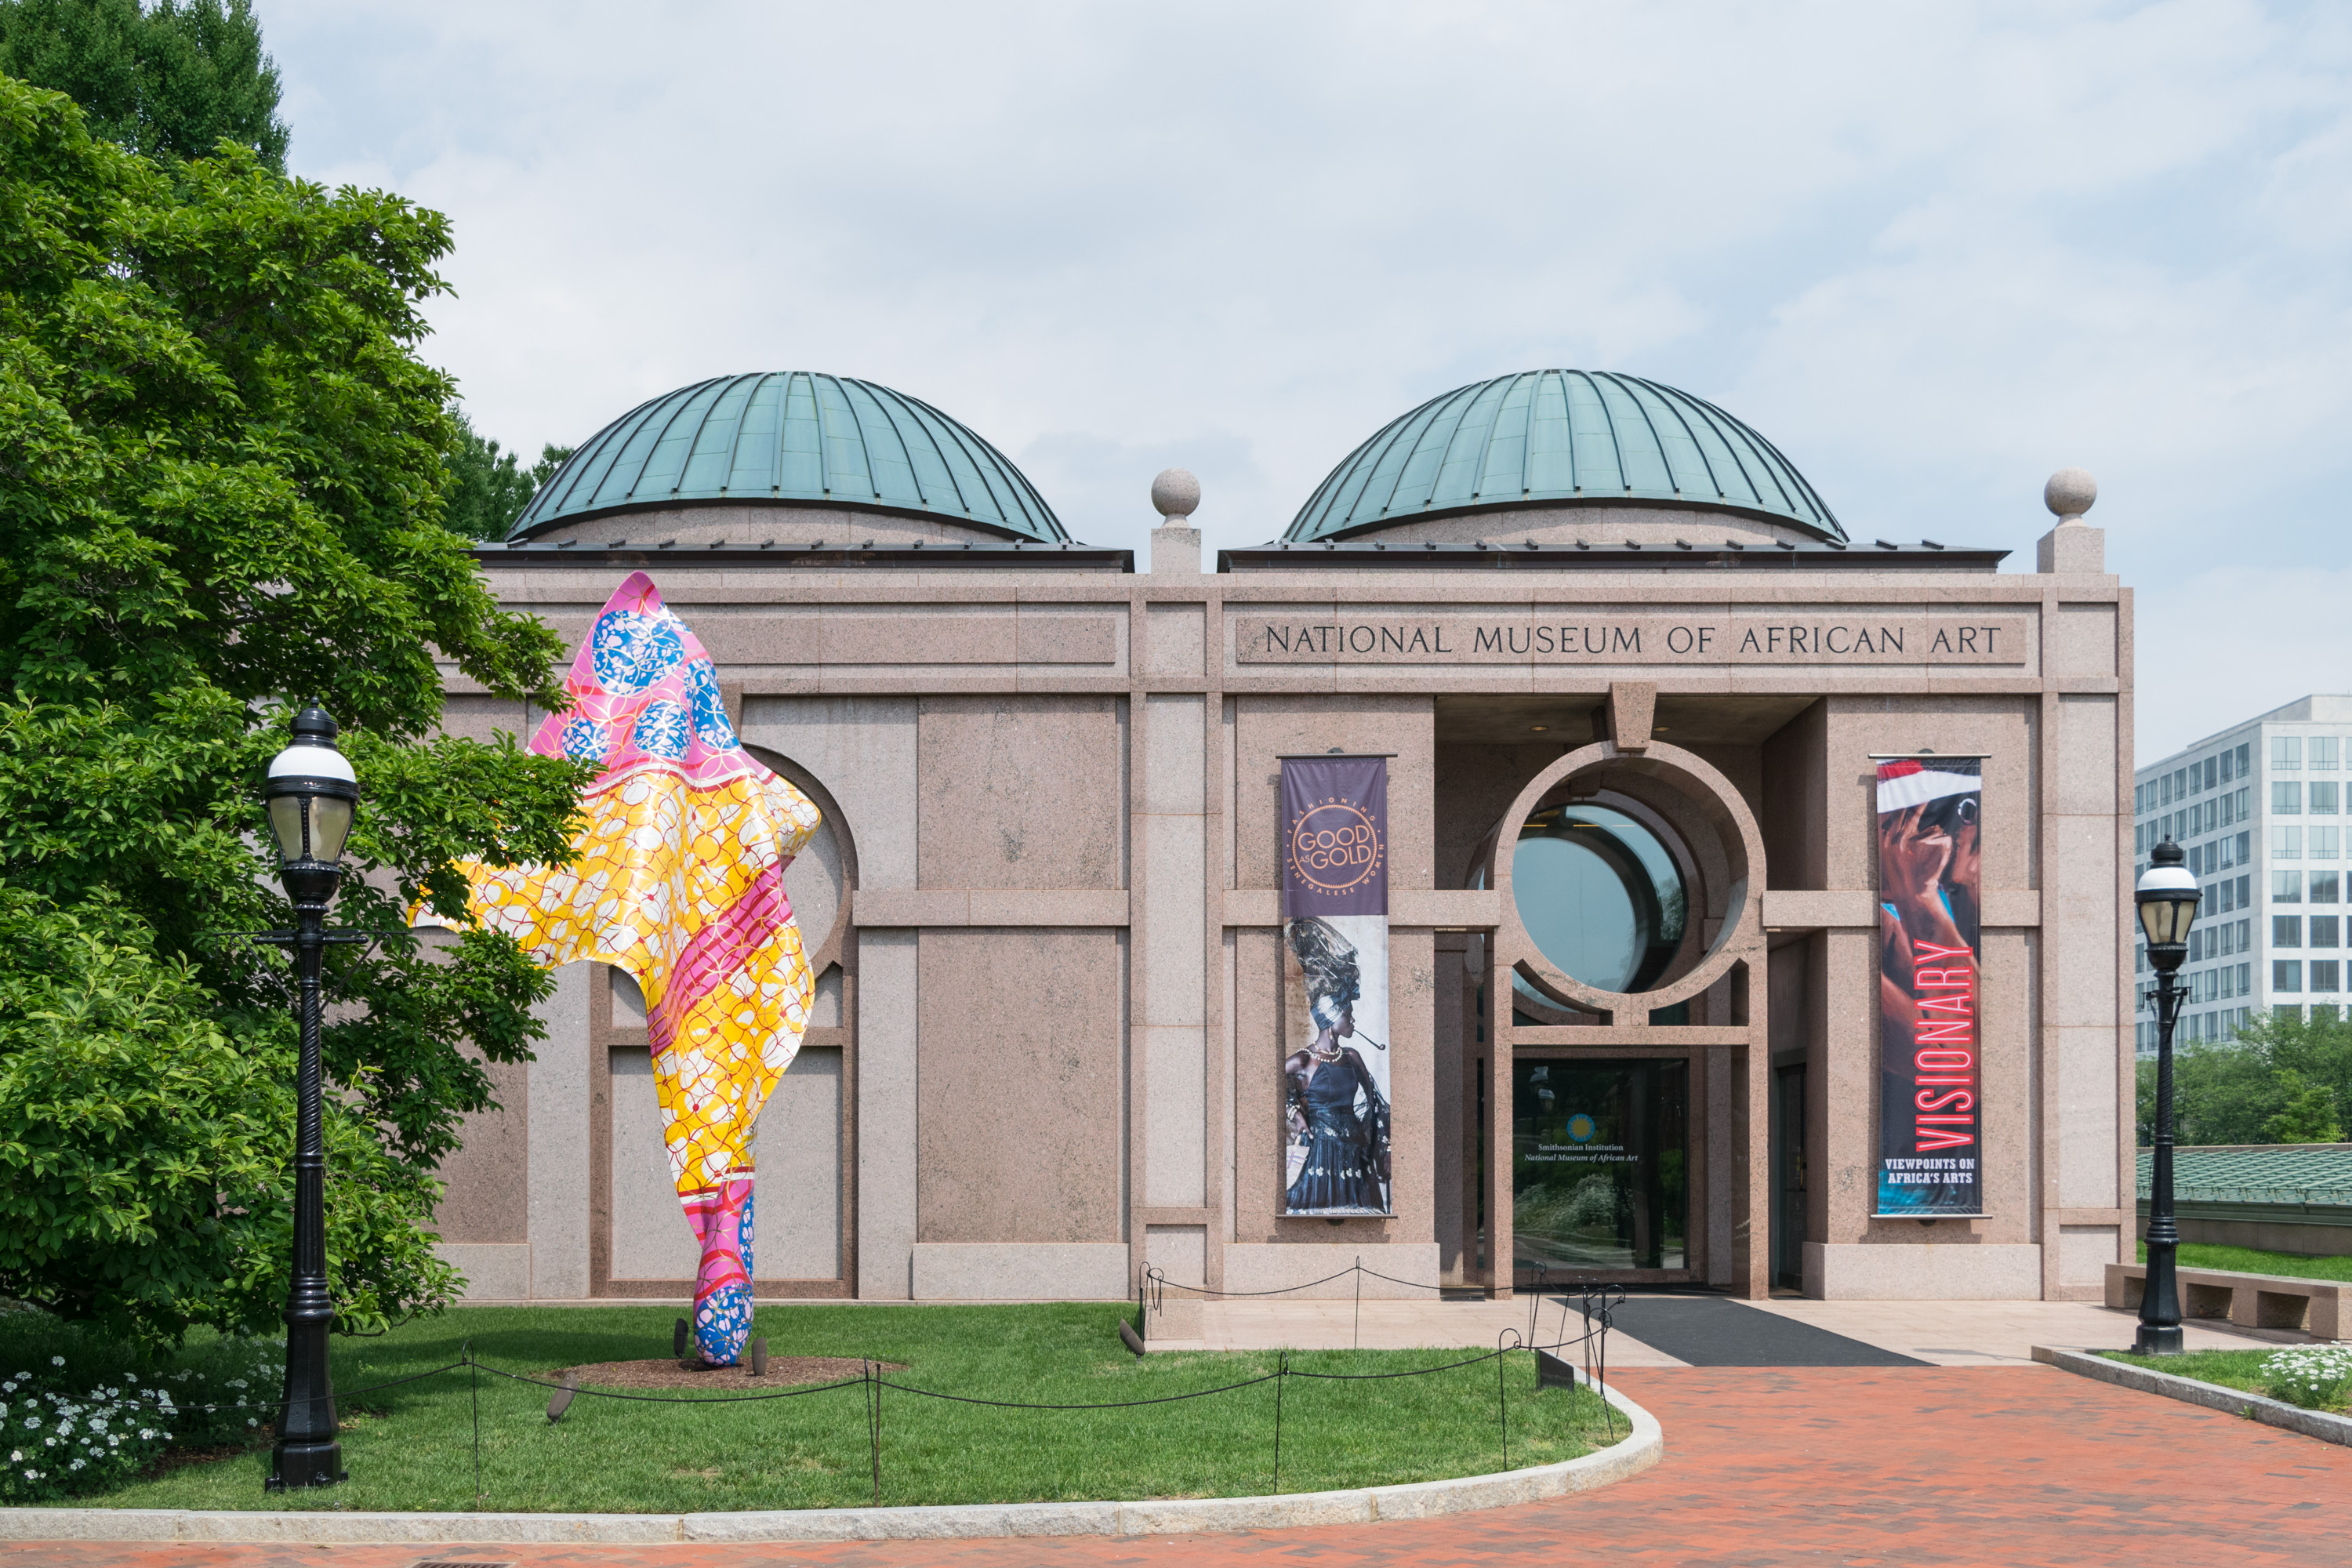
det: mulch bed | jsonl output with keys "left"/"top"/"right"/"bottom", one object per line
{"left": 556, "top": 1356, "right": 902, "bottom": 1391}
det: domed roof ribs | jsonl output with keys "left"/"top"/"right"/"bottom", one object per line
{"left": 1301, "top": 400, "right": 1411, "bottom": 526}
{"left": 905, "top": 388, "right": 1007, "bottom": 524}
{"left": 1426, "top": 382, "right": 1486, "bottom": 508}
{"left": 1438, "top": 374, "right": 1512, "bottom": 506}
{"left": 816, "top": 373, "right": 880, "bottom": 500}
{"left": 519, "top": 388, "right": 664, "bottom": 534}
{"left": 1283, "top": 368, "right": 1845, "bottom": 544}
{"left": 1287, "top": 389, "right": 1432, "bottom": 539}
{"left": 716, "top": 372, "right": 776, "bottom": 494}
{"left": 1594, "top": 372, "right": 1682, "bottom": 499}
{"left": 1565, "top": 370, "right": 1630, "bottom": 494}
{"left": 1680, "top": 385, "right": 1838, "bottom": 535}
{"left": 504, "top": 372, "right": 1067, "bottom": 542}
{"left": 856, "top": 376, "right": 946, "bottom": 512}
{"left": 1620, "top": 373, "right": 1726, "bottom": 503}
{"left": 588, "top": 389, "right": 686, "bottom": 512}
{"left": 808, "top": 372, "right": 842, "bottom": 498}
{"left": 1712, "top": 404, "right": 1835, "bottom": 540}
{"left": 844, "top": 377, "right": 909, "bottom": 503}
{"left": 860, "top": 378, "right": 961, "bottom": 515}
{"left": 1373, "top": 381, "right": 1485, "bottom": 521}
{"left": 626, "top": 376, "right": 726, "bottom": 503}
{"left": 889, "top": 383, "right": 1066, "bottom": 539}
{"left": 1516, "top": 369, "right": 1543, "bottom": 496}
{"left": 1662, "top": 381, "right": 1776, "bottom": 512}
{"left": 1546, "top": 370, "right": 1577, "bottom": 495}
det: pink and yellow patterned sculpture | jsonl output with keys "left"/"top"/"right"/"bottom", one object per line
{"left": 450, "top": 572, "right": 821, "bottom": 1365}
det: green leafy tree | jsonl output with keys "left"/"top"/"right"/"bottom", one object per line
{"left": 0, "top": 0, "right": 285, "bottom": 169}
{"left": 2262, "top": 1070, "right": 2345, "bottom": 1145}
{"left": 442, "top": 408, "right": 572, "bottom": 540}
{"left": 0, "top": 76, "right": 591, "bottom": 1345}
{"left": 2137, "top": 1009, "right": 2352, "bottom": 1146}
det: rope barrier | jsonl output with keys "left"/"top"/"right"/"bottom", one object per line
{"left": 872, "top": 1371, "right": 1280, "bottom": 1410}
{"left": 29, "top": 1285, "right": 1617, "bottom": 1509}
{"left": 473, "top": 1363, "right": 866, "bottom": 1404}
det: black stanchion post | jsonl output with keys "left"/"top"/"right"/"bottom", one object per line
{"left": 1495, "top": 1328, "right": 1516, "bottom": 1471}
{"left": 466, "top": 1340, "right": 482, "bottom": 1501}
{"left": 1353, "top": 1258, "right": 1361, "bottom": 1351}
{"left": 1272, "top": 1350, "right": 1287, "bottom": 1495}
{"left": 865, "top": 1361, "right": 882, "bottom": 1508}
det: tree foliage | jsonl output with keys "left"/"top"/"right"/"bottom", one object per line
{"left": 0, "top": 0, "right": 285, "bottom": 169}
{"left": 441, "top": 406, "right": 569, "bottom": 541}
{"left": 2262, "top": 1070, "right": 2345, "bottom": 1145}
{"left": 0, "top": 74, "right": 591, "bottom": 1345}
{"left": 2137, "top": 1009, "right": 2352, "bottom": 1146}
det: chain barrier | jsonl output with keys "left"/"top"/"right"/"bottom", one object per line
{"left": 62, "top": 1277, "right": 1619, "bottom": 1509}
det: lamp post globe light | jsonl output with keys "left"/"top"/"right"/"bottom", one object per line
{"left": 2133, "top": 838, "right": 2201, "bottom": 1356}
{"left": 261, "top": 705, "right": 358, "bottom": 1490}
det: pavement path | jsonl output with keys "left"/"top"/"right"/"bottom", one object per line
{"left": 16, "top": 1363, "right": 2352, "bottom": 1566}
{"left": 1166, "top": 1292, "right": 2266, "bottom": 1365}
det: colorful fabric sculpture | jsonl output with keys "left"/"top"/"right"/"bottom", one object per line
{"left": 448, "top": 572, "right": 821, "bottom": 1365}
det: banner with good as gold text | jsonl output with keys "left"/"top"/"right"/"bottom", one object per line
{"left": 1279, "top": 755, "right": 1392, "bottom": 1218}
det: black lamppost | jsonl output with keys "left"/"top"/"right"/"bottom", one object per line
{"left": 2134, "top": 837, "right": 2201, "bottom": 1356}
{"left": 261, "top": 705, "right": 358, "bottom": 1490}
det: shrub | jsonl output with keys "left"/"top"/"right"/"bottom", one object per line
{"left": 0, "top": 1331, "right": 281, "bottom": 1501}
{"left": 2257, "top": 1345, "right": 2352, "bottom": 1411}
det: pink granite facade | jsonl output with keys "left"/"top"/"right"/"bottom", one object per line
{"left": 430, "top": 489, "right": 2130, "bottom": 1305}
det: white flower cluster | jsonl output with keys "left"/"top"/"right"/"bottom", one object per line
{"left": 2258, "top": 1345, "right": 2352, "bottom": 1411}
{"left": 0, "top": 1340, "right": 285, "bottom": 1501}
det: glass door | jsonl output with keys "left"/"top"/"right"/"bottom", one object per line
{"left": 1512, "top": 1058, "right": 1688, "bottom": 1272}
{"left": 1773, "top": 1062, "right": 1807, "bottom": 1290}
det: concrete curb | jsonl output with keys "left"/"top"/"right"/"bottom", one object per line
{"left": 2031, "top": 1345, "right": 2352, "bottom": 1448}
{"left": 0, "top": 1375, "right": 1661, "bottom": 1544}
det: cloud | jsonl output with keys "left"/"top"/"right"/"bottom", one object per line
{"left": 263, "top": 0, "right": 2352, "bottom": 760}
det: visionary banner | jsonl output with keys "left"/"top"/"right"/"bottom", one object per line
{"left": 1279, "top": 755, "right": 1393, "bottom": 1217}
{"left": 1874, "top": 756, "right": 1985, "bottom": 1218}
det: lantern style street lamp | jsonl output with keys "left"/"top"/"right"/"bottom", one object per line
{"left": 261, "top": 705, "right": 358, "bottom": 1490}
{"left": 2133, "top": 837, "right": 2201, "bottom": 1356}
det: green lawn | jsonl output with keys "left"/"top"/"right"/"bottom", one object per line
{"left": 2104, "top": 1347, "right": 2350, "bottom": 1414}
{"left": 12, "top": 1305, "right": 1610, "bottom": 1513}
{"left": 2135, "top": 1241, "right": 2352, "bottom": 1282}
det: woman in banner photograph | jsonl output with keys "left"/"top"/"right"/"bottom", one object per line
{"left": 1283, "top": 916, "right": 1391, "bottom": 1214}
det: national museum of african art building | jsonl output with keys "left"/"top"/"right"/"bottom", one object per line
{"left": 431, "top": 368, "right": 2132, "bottom": 1308}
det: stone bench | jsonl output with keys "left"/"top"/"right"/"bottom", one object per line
{"left": 2106, "top": 1263, "right": 2346, "bottom": 1340}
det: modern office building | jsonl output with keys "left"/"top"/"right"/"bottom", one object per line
{"left": 433, "top": 368, "right": 2135, "bottom": 1305}
{"left": 2132, "top": 695, "right": 2352, "bottom": 1053}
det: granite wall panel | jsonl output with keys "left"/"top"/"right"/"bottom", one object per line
{"left": 916, "top": 929, "right": 1123, "bottom": 1244}
{"left": 918, "top": 695, "right": 1125, "bottom": 889}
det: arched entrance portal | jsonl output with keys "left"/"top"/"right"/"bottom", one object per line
{"left": 1456, "top": 728, "right": 1768, "bottom": 1294}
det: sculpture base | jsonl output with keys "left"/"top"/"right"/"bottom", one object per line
{"left": 2132, "top": 1323, "right": 2183, "bottom": 1356}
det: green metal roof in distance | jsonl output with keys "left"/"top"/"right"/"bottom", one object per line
{"left": 511, "top": 372, "right": 1066, "bottom": 542}
{"left": 1287, "top": 369, "right": 1845, "bottom": 543}
{"left": 2136, "top": 1143, "right": 2352, "bottom": 1207}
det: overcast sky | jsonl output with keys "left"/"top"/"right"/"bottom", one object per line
{"left": 267, "top": 2, "right": 2351, "bottom": 763}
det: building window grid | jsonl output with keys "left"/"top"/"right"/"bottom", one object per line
{"left": 2129, "top": 735, "right": 2352, "bottom": 1046}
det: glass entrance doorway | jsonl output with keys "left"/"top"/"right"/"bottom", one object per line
{"left": 1512, "top": 1058, "right": 1687, "bottom": 1272}
{"left": 1772, "top": 1062, "right": 1807, "bottom": 1290}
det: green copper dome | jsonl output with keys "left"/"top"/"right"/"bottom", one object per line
{"left": 511, "top": 373, "right": 1066, "bottom": 541}
{"left": 1287, "top": 370, "right": 1844, "bottom": 543}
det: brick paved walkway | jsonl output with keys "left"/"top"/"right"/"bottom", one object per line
{"left": 17, "top": 1366, "right": 2352, "bottom": 1566}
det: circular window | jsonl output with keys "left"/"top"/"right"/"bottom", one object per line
{"left": 1508, "top": 804, "right": 1687, "bottom": 993}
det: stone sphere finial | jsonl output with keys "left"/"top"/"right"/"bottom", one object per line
{"left": 2044, "top": 467, "right": 2097, "bottom": 524}
{"left": 1151, "top": 467, "right": 1200, "bottom": 521}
